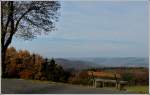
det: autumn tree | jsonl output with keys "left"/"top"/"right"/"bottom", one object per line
{"left": 5, "top": 47, "right": 71, "bottom": 82}
{"left": 46, "top": 58, "right": 56, "bottom": 81}
{"left": 1, "top": 1, "right": 61, "bottom": 77}
{"left": 5, "top": 47, "right": 44, "bottom": 79}
{"left": 5, "top": 47, "right": 18, "bottom": 77}
{"left": 45, "top": 58, "right": 69, "bottom": 82}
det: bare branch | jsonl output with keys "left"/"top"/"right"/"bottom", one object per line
{"left": 14, "top": 8, "right": 32, "bottom": 32}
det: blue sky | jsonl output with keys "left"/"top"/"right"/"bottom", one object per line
{"left": 11, "top": 1, "right": 148, "bottom": 58}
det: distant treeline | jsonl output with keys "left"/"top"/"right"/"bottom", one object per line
{"left": 84, "top": 67, "right": 148, "bottom": 71}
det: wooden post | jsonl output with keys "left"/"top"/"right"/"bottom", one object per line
{"left": 100, "top": 82, "right": 103, "bottom": 87}
{"left": 116, "top": 82, "right": 118, "bottom": 88}
{"left": 93, "top": 79, "right": 95, "bottom": 88}
{"left": 114, "top": 73, "right": 119, "bottom": 89}
{"left": 118, "top": 83, "right": 120, "bottom": 90}
{"left": 95, "top": 80, "right": 97, "bottom": 88}
{"left": 102, "top": 81, "right": 105, "bottom": 87}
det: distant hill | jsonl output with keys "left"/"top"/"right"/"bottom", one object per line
{"left": 55, "top": 58, "right": 101, "bottom": 70}
{"left": 55, "top": 57, "right": 149, "bottom": 70}
{"left": 77, "top": 57, "right": 149, "bottom": 68}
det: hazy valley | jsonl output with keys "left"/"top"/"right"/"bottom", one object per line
{"left": 55, "top": 57, "right": 149, "bottom": 70}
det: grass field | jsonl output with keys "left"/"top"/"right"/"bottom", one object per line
{"left": 2, "top": 79, "right": 133, "bottom": 94}
{"left": 126, "top": 86, "right": 149, "bottom": 94}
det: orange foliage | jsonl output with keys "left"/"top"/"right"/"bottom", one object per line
{"left": 19, "top": 70, "right": 33, "bottom": 79}
{"left": 5, "top": 47, "right": 45, "bottom": 79}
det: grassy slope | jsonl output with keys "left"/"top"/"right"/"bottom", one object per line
{"left": 126, "top": 86, "right": 149, "bottom": 94}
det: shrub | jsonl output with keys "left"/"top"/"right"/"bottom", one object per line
{"left": 19, "top": 70, "right": 33, "bottom": 79}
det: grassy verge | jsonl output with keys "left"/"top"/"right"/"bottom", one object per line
{"left": 126, "top": 85, "right": 149, "bottom": 94}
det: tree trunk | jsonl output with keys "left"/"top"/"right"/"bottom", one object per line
{"left": 1, "top": 47, "right": 7, "bottom": 78}
{"left": 1, "top": 1, "right": 14, "bottom": 78}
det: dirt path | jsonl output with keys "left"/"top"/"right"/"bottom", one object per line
{"left": 1, "top": 79, "right": 133, "bottom": 94}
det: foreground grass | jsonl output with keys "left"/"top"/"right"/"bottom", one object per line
{"left": 126, "top": 85, "right": 149, "bottom": 94}
{"left": 3, "top": 78, "right": 148, "bottom": 94}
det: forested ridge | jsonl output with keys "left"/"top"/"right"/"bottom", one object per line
{"left": 5, "top": 47, "right": 70, "bottom": 82}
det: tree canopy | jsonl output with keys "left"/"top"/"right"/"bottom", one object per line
{"left": 1, "top": 1, "right": 61, "bottom": 77}
{"left": 5, "top": 47, "right": 70, "bottom": 82}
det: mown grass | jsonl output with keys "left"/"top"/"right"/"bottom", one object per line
{"left": 126, "top": 85, "right": 149, "bottom": 94}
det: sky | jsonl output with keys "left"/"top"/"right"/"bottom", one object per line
{"left": 11, "top": 1, "right": 148, "bottom": 58}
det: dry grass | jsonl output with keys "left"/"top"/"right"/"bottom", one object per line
{"left": 126, "top": 85, "right": 149, "bottom": 94}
